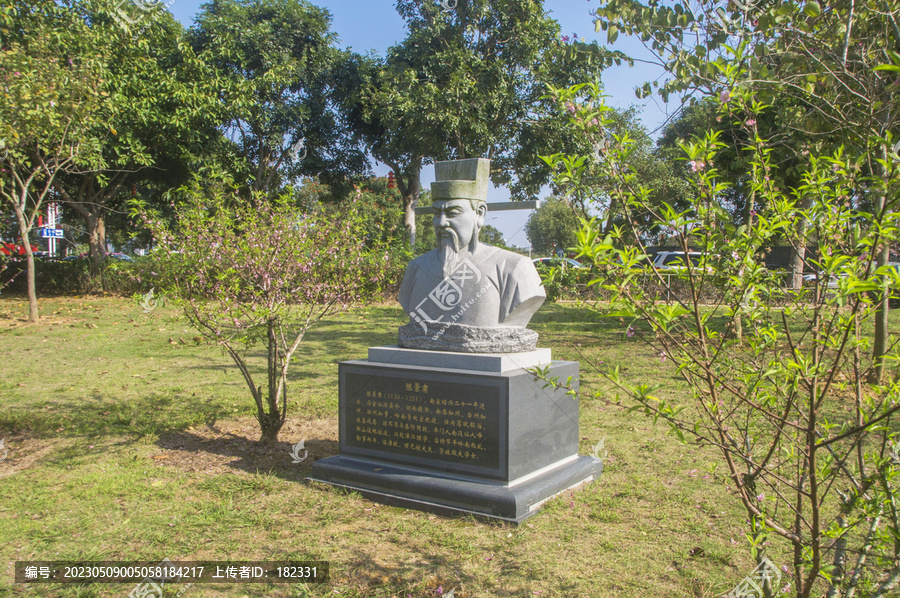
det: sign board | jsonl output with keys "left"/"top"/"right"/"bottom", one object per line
{"left": 40, "top": 228, "right": 63, "bottom": 238}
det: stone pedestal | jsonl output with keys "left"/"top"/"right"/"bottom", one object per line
{"left": 309, "top": 346, "right": 602, "bottom": 523}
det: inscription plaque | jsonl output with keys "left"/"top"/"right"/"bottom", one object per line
{"left": 339, "top": 364, "right": 508, "bottom": 477}
{"left": 344, "top": 371, "right": 501, "bottom": 469}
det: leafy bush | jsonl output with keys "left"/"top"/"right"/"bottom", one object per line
{"left": 139, "top": 191, "right": 392, "bottom": 445}
{"left": 541, "top": 82, "right": 900, "bottom": 598}
{"left": 1, "top": 257, "right": 148, "bottom": 296}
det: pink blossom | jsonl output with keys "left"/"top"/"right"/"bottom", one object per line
{"left": 745, "top": 118, "right": 757, "bottom": 126}
{"left": 626, "top": 326, "right": 635, "bottom": 337}
{"left": 689, "top": 160, "right": 705, "bottom": 172}
{"left": 719, "top": 89, "right": 731, "bottom": 103}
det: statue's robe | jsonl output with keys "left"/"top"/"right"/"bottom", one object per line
{"left": 398, "top": 243, "right": 546, "bottom": 330}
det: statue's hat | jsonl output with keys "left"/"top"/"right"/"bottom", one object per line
{"left": 431, "top": 158, "right": 490, "bottom": 203}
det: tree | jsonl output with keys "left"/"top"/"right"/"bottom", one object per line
{"left": 347, "top": 0, "right": 620, "bottom": 248}
{"left": 188, "top": 0, "right": 369, "bottom": 202}
{"left": 139, "top": 190, "right": 390, "bottom": 446}
{"left": 50, "top": 1, "right": 223, "bottom": 285}
{"left": 0, "top": 1, "right": 107, "bottom": 321}
{"left": 592, "top": 0, "right": 900, "bottom": 379}
{"left": 543, "top": 78, "right": 900, "bottom": 598}
{"left": 479, "top": 224, "right": 508, "bottom": 249}
{"left": 525, "top": 196, "right": 581, "bottom": 256}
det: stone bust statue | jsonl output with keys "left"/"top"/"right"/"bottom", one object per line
{"left": 398, "top": 158, "right": 546, "bottom": 353}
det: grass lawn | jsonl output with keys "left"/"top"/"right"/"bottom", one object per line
{"left": 1, "top": 294, "right": 812, "bottom": 597}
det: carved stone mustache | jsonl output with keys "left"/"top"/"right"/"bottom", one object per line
{"left": 436, "top": 227, "right": 460, "bottom": 251}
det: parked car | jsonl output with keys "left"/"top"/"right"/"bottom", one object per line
{"left": 63, "top": 251, "right": 134, "bottom": 262}
{"left": 651, "top": 251, "right": 708, "bottom": 271}
{"left": 532, "top": 257, "right": 587, "bottom": 269}
{"left": 802, "top": 271, "right": 846, "bottom": 289}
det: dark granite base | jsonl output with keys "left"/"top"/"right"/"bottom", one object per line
{"left": 309, "top": 454, "right": 602, "bottom": 524}
{"left": 308, "top": 356, "right": 602, "bottom": 523}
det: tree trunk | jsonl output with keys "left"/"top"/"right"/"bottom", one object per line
{"left": 403, "top": 180, "right": 420, "bottom": 248}
{"left": 257, "top": 318, "right": 286, "bottom": 446}
{"left": 386, "top": 158, "right": 422, "bottom": 249}
{"left": 54, "top": 174, "right": 123, "bottom": 290}
{"left": 86, "top": 209, "right": 107, "bottom": 285}
{"left": 788, "top": 192, "right": 813, "bottom": 291}
{"left": 788, "top": 243, "right": 807, "bottom": 291}
{"left": 258, "top": 421, "right": 281, "bottom": 446}
{"left": 870, "top": 152, "right": 891, "bottom": 383}
{"left": 12, "top": 204, "right": 39, "bottom": 322}
{"left": 23, "top": 238, "right": 38, "bottom": 323}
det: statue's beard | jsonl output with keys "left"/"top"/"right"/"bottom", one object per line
{"left": 438, "top": 232, "right": 460, "bottom": 279}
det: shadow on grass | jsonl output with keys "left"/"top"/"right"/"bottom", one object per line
{"left": 0, "top": 391, "right": 232, "bottom": 441}
{"left": 276, "top": 525, "right": 583, "bottom": 597}
{"left": 154, "top": 427, "right": 338, "bottom": 481}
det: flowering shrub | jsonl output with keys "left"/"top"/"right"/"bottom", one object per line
{"left": 540, "top": 81, "right": 900, "bottom": 598}
{"left": 141, "top": 192, "right": 392, "bottom": 445}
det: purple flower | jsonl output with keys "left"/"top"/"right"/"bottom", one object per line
{"left": 719, "top": 89, "right": 731, "bottom": 103}
{"left": 626, "top": 326, "right": 635, "bottom": 337}
{"left": 565, "top": 102, "right": 576, "bottom": 114}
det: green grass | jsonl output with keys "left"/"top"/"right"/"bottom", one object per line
{"left": 0, "top": 295, "right": 831, "bottom": 597}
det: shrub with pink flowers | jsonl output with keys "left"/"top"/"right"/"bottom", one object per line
{"left": 140, "top": 192, "right": 392, "bottom": 445}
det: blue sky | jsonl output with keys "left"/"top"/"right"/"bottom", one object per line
{"left": 166, "top": 0, "right": 671, "bottom": 249}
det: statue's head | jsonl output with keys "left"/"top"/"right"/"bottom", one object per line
{"left": 430, "top": 158, "right": 490, "bottom": 276}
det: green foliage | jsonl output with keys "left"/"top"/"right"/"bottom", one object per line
{"left": 188, "top": 0, "right": 368, "bottom": 200}
{"left": 544, "top": 81, "right": 900, "bottom": 597}
{"left": 2, "top": 257, "right": 147, "bottom": 296}
{"left": 347, "top": 0, "right": 618, "bottom": 247}
{"left": 138, "top": 188, "right": 392, "bottom": 445}
{"left": 49, "top": 0, "right": 224, "bottom": 284}
{"left": 534, "top": 262, "right": 593, "bottom": 302}
{"left": 0, "top": 0, "right": 111, "bottom": 320}
{"left": 541, "top": 81, "right": 690, "bottom": 241}
{"left": 479, "top": 224, "right": 508, "bottom": 249}
{"left": 525, "top": 196, "right": 581, "bottom": 256}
